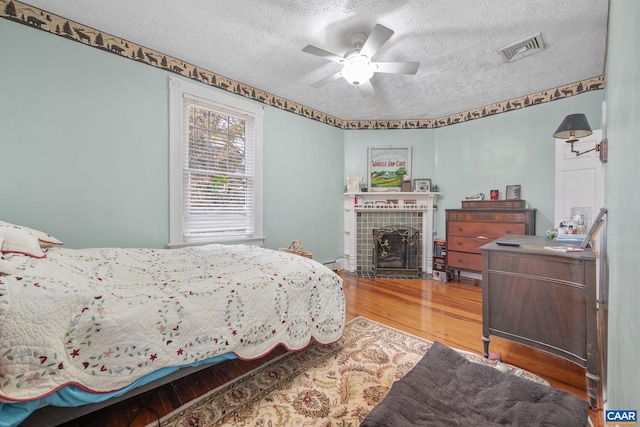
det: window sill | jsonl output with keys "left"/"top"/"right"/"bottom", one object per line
{"left": 167, "top": 235, "right": 266, "bottom": 249}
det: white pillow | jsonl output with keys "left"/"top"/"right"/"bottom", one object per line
{"left": 0, "top": 221, "right": 62, "bottom": 248}
{"left": 0, "top": 222, "right": 46, "bottom": 258}
{"left": 22, "top": 225, "right": 63, "bottom": 247}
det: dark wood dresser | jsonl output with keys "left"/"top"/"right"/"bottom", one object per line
{"left": 480, "top": 235, "right": 598, "bottom": 407}
{"left": 445, "top": 200, "right": 536, "bottom": 274}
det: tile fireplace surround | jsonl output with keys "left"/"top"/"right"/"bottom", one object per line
{"left": 361, "top": 212, "right": 422, "bottom": 272}
{"left": 343, "top": 192, "right": 439, "bottom": 274}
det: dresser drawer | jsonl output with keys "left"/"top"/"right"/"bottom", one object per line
{"left": 448, "top": 235, "right": 492, "bottom": 253}
{"left": 447, "top": 221, "right": 526, "bottom": 238}
{"left": 445, "top": 207, "right": 536, "bottom": 275}
{"left": 447, "top": 251, "right": 482, "bottom": 271}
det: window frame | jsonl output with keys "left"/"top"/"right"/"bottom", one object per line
{"left": 168, "top": 76, "right": 264, "bottom": 247}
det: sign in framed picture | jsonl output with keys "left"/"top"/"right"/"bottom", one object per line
{"left": 367, "top": 147, "right": 412, "bottom": 191}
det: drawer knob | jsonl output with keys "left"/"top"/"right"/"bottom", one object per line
{"left": 458, "top": 226, "right": 464, "bottom": 232}
{"left": 457, "top": 241, "right": 463, "bottom": 246}
{"left": 458, "top": 258, "right": 463, "bottom": 262}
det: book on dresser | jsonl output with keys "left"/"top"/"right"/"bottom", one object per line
{"left": 445, "top": 200, "right": 536, "bottom": 274}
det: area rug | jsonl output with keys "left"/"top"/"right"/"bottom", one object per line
{"left": 151, "top": 317, "right": 547, "bottom": 427}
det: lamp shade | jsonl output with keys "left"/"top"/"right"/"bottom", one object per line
{"left": 553, "top": 113, "right": 593, "bottom": 140}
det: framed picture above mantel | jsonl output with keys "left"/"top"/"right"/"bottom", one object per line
{"left": 367, "top": 147, "right": 412, "bottom": 192}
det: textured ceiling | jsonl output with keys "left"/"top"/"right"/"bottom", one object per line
{"left": 20, "top": 0, "right": 609, "bottom": 121}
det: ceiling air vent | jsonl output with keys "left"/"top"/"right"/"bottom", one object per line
{"left": 497, "top": 33, "right": 545, "bottom": 63}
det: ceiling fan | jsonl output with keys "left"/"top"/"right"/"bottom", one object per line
{"left": 302, "top": 24, "right": 420, "bottom": 97}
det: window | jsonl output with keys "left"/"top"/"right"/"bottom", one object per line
{"left": 169, "top": 77, "right": 264, "bottom": 247}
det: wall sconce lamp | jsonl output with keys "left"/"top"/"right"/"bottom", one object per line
{"left": 553, "top": 113, "right": 608, "bottom": 161}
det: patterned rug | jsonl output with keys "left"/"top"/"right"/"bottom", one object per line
{"left": 152, "top": 317, "right": 547, "bottom": 427}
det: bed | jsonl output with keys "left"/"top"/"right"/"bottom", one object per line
{"left": 0, "top": 221, "right": 346, "bottom": 427}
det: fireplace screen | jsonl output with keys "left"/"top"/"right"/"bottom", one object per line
{"left": 373, "top": 226, "right": 420, "bottom": 276}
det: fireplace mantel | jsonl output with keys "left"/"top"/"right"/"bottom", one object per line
{"left": 343, "top": 192, "right": 440, "bottom": 274}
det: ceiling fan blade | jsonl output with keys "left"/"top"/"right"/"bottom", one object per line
{"left": 302, "top": 45, "right": 345, "bottom": 63}
{"left": 310, "top": 71, "right": 342, "bottom": 88}
{"left": 373, "top": 61, "right": 420, "bottom": 75}
{"left": 360, "top": 24, "right": 394, "bottom": 58}
{"left": 357, "top": 80, "right": 375, "bottom": 97}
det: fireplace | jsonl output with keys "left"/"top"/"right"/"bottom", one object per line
{"left": 373, "top": 226, "right": 420, "bottom": 277}
{"left": 344, "top": 192, "right": 439, "bottom": 274}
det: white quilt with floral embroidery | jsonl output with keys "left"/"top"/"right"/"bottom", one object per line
{"left": 0, "top": 244, "right": 345, "bottom": 402}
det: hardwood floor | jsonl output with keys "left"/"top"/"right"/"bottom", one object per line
{"left": 54, "top": 275, "right": 602, "bottom": 427}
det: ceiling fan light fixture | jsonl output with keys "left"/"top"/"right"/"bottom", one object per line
{"left": 341, "top": 55, "right": 376, "bottom": 86}
{"left": 303, "top": 24, "right": 419, "bottom": 94}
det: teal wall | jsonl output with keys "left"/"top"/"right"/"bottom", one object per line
{"left": 263, "top": 107, "right": 344, "bottom": 263}
{"left": 434, "top": 93, "right": 604, "bottom": 235}
{"left": 0, "top": 18, "right": 170, "bottom": 248}
{"left": 344, "top": 91, "right": 605, "bottom": 237}
{"left": 0, "top": 18, "right": 345, "bottom": 263}
{"left": 603, "top": 0, "right": 640, "bottom": 413}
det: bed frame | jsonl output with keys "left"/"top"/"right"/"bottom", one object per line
{"left": 19, "top": 361, "right": 220, "bottom": 426}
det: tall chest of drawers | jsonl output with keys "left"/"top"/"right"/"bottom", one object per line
{"left": 445, "top": 201, "right": 536, "bottom": 274}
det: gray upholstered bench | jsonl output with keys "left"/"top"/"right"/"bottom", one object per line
{"left": 361, "top": 341, "right": 589, "bottom": 426}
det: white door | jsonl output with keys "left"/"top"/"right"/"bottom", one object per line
{"left": 554, "top": 129, "right": 604, "bottom": 230}
{"left": 555, "top": 128, "right": 607, "bottom": 406}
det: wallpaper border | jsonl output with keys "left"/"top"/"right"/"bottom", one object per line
{"left": 2, "top": 0, "right": 605, "bottom": 130}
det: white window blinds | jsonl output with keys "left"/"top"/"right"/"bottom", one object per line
{"left": 182, "top": 96, "right": 255, "bottom": 241}
{"left": 169, "top": 77, "right": 263, "bottom": 247}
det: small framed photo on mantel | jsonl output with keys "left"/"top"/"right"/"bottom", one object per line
{"left": 506, "top": 185, "right": 522, "bottom": 200}
{"left": 413, "top": 178, "right": 431, "bottom": 192}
